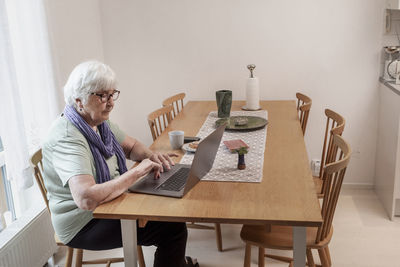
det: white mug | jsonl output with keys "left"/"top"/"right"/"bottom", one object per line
{"left": 168, "top": 130, "right": 184, "bottom": 149}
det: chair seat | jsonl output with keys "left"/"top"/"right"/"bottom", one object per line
{"left": 240, "top": 224, "right": 332, "bottom": 250}
{"left": 54, "top": 233, "right": 65, "bottom": 246}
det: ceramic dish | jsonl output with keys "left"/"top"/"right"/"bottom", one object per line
{"left": 215, "top": 116, "right": 268, "bottom": 131}
{"left": 182, "top": 142, "right": 197, "bottom": 153}
{"left": 241, "top": 105, "right": 262, "bottom": 111}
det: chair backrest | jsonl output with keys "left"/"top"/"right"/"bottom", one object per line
{"left": 296, "top": 92, "right": 312, "bottom": 135}
{"left": 30, "top": 149, "right": 49, "bottom": 211}
{"left": 318, "top": 109, "right": 345, "bottom": 179}
{"left": 162, "top": 93, "right": 186, "bottom": 119}
{"left": 315, "top": 134, "right": 351, "bottom": 244}
{"left": 147, "top": 105, "right": 173, "bottom": 141}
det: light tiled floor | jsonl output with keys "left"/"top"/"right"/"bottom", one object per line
{"left": 52, "top": 188, "right": 400, "bottom": 267}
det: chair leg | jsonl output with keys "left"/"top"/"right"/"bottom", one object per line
{"left": 244, "top": 243, "right": 251, "bottom": 267}
{"left": 324, "top": 246, "right": 332, "bottom": 266}
{"left": 215, "top": 223, "right": 223, "bottom": 252}
{"left": 64, "top": 247, "right": 74, "bottom": 267}
{"left": 258, "top": 247, "right": 265, "bottom": 267}
{"left": 317, "top": 248, "right": 330, "bottom": 267}
{"left": 306, "top": 249, "right": 315, "bottom": 267}
{"left": 138, "top": 245, "right": 146, "bottom": 267}
{"left": 75, "top": 248, "right": 83, "bottom": 267}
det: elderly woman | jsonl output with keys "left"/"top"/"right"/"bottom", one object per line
{"left": 42, "top": 61, "right": 198, "bottom": 267}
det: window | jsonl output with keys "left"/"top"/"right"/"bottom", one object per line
{"left": 0, "top": 137, "right": 16, "bottom": 232}
{"left": 0, "top": 0, "right": 58, "bottom": 235}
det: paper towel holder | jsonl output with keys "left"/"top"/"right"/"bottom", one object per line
{"left": 247, "top": 64, "right": 256, "bottom": 78}
{"left": 242, "top": 64, "right": 262, "bottom": 111}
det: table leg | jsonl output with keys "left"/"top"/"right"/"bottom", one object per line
{"left": 121, "top": 219, "right": 138, "bottom": 267}
{"left": 293, "top": 226, "right": 306, "bottom": 267}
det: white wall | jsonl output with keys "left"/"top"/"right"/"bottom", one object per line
{"left": 46, "top": 1, "right": 385, "bottom": 186}
{"left": 44, "top": 0, "right": 104, "bottom": 110}
{"left": 98, "top": 0, "right": 384, "bottom": 186}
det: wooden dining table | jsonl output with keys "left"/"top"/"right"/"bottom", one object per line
{"left": 93, "top": 100, "right": 322, "bottom": 267}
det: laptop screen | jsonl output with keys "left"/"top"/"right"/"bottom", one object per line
{"left": 188, "top": 125, "right": 226, "bottom": 180}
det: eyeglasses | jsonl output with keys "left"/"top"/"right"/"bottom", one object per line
{"left": 91, "top": 90, "right": 120, "bottom": 103}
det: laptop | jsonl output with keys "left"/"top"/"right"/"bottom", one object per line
{"left": 128, "top": 125, "right": 226, "bottom": 198}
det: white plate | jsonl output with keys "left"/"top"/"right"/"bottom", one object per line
{"left": 182, "top": 143, "right": 197, "bottom": 153}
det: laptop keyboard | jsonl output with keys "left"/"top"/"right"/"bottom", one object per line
{"left": 158, "top": 168, "right": 191, "bottom": 191}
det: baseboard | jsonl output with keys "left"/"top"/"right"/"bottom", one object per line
{"left": 342, "top": 183, "right": 374, "bottom": 190}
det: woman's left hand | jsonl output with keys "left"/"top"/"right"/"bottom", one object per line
{"left": 149, "top": 152, "right": 178, "bottom": 172}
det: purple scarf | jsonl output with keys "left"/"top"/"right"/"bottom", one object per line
{"left": 63, "top": 105, "right": 127, "bottom": 184}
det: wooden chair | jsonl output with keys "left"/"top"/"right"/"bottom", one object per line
{"left": 147, "top": 105, "right": 174, "bottom": 141}
{"left": 186, "top": 222, "right": 223, "bottom": 252}
{"left": 240, "top": 134, "right": 351, "bottom": 267}
{"left": 296, "top": 92, "right": 312, "bottom": 135}
{"left": 162, "top": 93, "right": 186, "bottom": 119}
{"left": 30, "top": 149, "right": 146, "bottom": 267}
{"left": 148, "top": 104, "right": 224, "bottom": 252}
{"left": 314, "top": 109, "right": 345, "bottom": 198}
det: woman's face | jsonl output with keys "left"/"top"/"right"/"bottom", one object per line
{"left": 77, "top": 89, "right": 117, "bottom": 127}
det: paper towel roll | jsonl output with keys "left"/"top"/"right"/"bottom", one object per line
{"left": 246, "top": 77, "right": 260, "bottom": 110}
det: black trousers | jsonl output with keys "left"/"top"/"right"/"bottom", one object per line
{"left": 67, "top": 219, "right": 188, "bottom": 267}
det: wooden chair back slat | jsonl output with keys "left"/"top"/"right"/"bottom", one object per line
{"left": 316, "top": 134, "right": 351, "bottom": 244}
{"left": 162, "top": 113, "right": 169, "bottom": 129}
{"left": 318, "top": 109, "right": 345, "bottom": 179}
{"left": 30, "top": 149, "right": 50, "bottom": 211}
{"left": 162, "top": 93, "right": 186, "bottom": 119}
{"left": 296, "top": 92, "right": 312, "bottom": 135}
{"left": 147, "top": 105, "right": 173, "bottom": 141}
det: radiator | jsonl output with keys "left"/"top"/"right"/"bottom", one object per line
{"left": 0, "top": 208, "right": 58, "bottom": 267}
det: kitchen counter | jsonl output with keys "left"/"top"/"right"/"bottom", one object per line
{"left": 376, "top": 78, "right": 400, "bottom": 219}
{"left": 379, "top": 77, "right": 400, "bottom": 96}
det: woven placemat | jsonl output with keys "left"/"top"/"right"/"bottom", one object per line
{"left": 180, "top": 110, "right": 267, "bottom": 182}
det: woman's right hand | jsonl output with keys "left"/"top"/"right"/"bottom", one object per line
{"left": 135, "top": 158, "right": 163, "bottom": 179}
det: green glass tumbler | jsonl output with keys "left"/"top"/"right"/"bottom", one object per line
{"left": 216, "top": 90, "right": 232, "bottom": 118}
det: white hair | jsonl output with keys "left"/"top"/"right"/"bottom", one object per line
{"left": 63, "top": 61, "right": 117, "bottom": 107}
